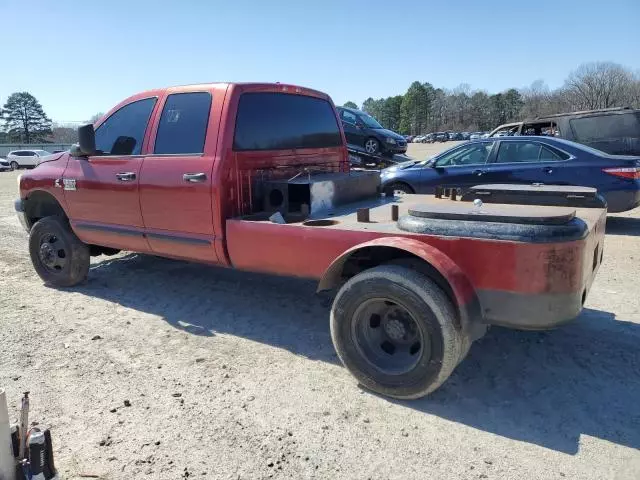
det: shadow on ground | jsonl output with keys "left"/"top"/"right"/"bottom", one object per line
{"left": 74, "top": 254, "right": 640, "bottom": 455}
{"left": 606, "top": 215, "right": 640, "bottom": 236}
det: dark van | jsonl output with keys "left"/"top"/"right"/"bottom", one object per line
{"left": 489, "top": 107, "right": 640, "bottom": 156}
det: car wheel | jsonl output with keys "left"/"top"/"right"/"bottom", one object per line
{"left": 29, "top": 216, "right": 90, "bottom": 287}
{"left": 10, "top": 161, "right": 19, "bottom": 171}
{"left": 386, "top": 182, "right": 414, "bottom": 196}
{"left": 330, "top": 265, "right": 464, "bottom": 399}
{"left": 364, "top": 138, "right": 380, "bottom": 155}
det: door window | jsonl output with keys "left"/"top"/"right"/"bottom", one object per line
{"left": 154, "top": 92, "right": 211, "bottom": 154}
{"left": 434, "top": 142, "right": 493, "bottom": 167}
{"left": 341, "top": 110, "right": 358, "bottom": 125}
{"left": 94, "top": 97, "right": 157, "bottom": 155}
{"left": 496, "top": 141, "right": 568, "bottom": 163}
{"left": 233, "top": 93, "right": 342, "bottom": 151}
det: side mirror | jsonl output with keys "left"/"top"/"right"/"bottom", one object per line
{"left": 77, "top": 123, "right": 97, "bottom": 156}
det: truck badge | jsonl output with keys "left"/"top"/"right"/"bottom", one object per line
{"left": 58, "top": 178, "right": 77, "bottom": 191}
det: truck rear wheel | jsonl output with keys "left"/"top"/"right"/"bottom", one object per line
{"left": 330, "top": 265, "right": 463, "bottom": 399}
{"left": 29, "top": 216, "right": 90, "bottom": 287}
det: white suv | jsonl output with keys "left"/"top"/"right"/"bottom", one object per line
{"left": 6, "top": 150, "right": 52, "bottom": 170}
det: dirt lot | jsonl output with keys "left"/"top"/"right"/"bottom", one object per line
{"left": 1, "top": 152, "right": 640, "bottom": 479}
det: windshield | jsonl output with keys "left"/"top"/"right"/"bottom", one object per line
{"left": 359, "top": 113, "right": 383, "bottom": 129}
{"left": 35, "top": 150, "right": 52, "bottom": 156}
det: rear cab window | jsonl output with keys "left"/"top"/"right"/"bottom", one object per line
{"left": 233, "top": 93, "right": 342, "bottom": 151}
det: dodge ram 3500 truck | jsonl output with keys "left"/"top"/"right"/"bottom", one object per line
{"left": 15, "top": 83, "right": 606, "bottom": 399}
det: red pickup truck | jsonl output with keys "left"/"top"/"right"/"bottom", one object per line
{"left": 15, "top": 82, "right": 605, "bottom": 399}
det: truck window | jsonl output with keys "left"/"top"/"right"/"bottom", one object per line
{"left": 570, "top": 112, "right": 640, "bottom": 141}
{"left": 95, "top": 97, "right": 156, "bottom": 155}
{"left": 233, "top": 93, "right": 342, "bottom": 151}
{"left": 154, "top": 92, "right": 211, "bottom": 155}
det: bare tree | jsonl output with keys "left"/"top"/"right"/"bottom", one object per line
{"left": 563, "top": 62, "right": 635, "bottom": 110}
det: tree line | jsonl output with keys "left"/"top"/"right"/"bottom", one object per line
{"left": 343, "top": 62, "right": 640, "bottom": 135}
{"left": 2, "top": 61, "right": 638, "bottom": 144}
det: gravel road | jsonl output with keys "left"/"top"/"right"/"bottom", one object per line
{"left": 1, "top": 167, "right": 639, "bottom": 479}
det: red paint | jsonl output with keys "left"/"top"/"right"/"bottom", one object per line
{"left": 225, "top": 218, "right": 602, "bottom": 296}
{"left": 17, "top": 82, "right": 603, "bottom": 322}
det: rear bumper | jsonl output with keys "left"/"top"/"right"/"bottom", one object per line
{"left": 602, "top": 189, "right": 640, "bottom": 213}
{"left": 14, "top": 198, "right": 29, "bottom": 232}
{"left": 476, "top": 209, "right": 606, "bottom": 330}
{"left": 478, "top": 290, "right": 585, "bottom": 329}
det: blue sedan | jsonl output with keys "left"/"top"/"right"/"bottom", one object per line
{"left": 380, "top": 136, "right": 640, "bottom": 212}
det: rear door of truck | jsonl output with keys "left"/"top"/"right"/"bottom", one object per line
{"left": 138, "top": 85, "right": 226, "bottom": 263}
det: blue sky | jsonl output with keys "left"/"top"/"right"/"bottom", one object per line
{"left": 2, "top": 0, "right": 639, "bottom": 123}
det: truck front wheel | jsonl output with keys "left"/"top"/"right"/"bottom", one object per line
{"left": 29, "top": 216, "right": 90, "bottom": 287}
{"left": 330, "top": 265, "right": 463, "bottom": 399}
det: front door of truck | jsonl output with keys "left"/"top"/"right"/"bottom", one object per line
{"left": 139, "top": 91, "right": 219, "bottom": 263}
{"left": 64, "top": 97, "right": 158, "bottom": 251}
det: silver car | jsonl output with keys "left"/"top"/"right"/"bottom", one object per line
{"left": 6, "top": 150, "right": 52, "bottom": 170}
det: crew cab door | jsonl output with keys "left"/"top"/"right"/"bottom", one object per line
{"left": 64, "top": 97, "right": 158, "bottom": 251}
{"left": 139, "top": 90, "right": 219, "bottom": 263}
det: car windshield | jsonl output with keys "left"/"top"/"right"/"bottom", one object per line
{"left": 359, "top": 113, "right": 383, "bottom": 129}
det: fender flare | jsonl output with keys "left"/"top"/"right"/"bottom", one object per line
{"left": 22, "top": 189, "right": 69, "bottom": 229}
{"left": 317, "top": 236, "right": 481, "bottom": 327}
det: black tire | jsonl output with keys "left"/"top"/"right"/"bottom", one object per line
{"left": 330, "top": 265, "right": 463, "bottom": 399}
{"left": 364, "top": 137, "right": 380, "bottom": 155}
{"left": 10, "top": 161, "right": 19, "bottom": 171}
{"left": 29, "top": 216, "right": 90, "bottom": 287}
{"left": 386, "top": 182, "right": 414, "bottom": 196}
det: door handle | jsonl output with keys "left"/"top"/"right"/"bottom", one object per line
{"left": 472, "top": 169, "right": 486, "bottom": 176}
{"left": 116, "top": 172, "right": 136, "bottom": 181}
{"left": 183, "top": 172, "right": 207, "bottom": 183}
{"left": 543, "top": 167, "right": 553, "bottom": 174}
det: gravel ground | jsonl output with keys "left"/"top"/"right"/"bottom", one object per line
{"left": 1, "top": 166, "right": 639, "bottom": 480}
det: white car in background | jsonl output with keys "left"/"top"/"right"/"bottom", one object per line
{"left": 6, "top": 150, "right": 52, "bottom": 170}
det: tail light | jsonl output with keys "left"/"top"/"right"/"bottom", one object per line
{"left": 602, "top": 167, "right": 640, "bottom": 179}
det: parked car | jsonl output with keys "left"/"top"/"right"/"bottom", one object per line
{"left": 435, "top": 132, "right": 448, "bottom": 142}
{"left": 0, "top": 159, "right": 11, "bottom": 171}
{"left": 448, "top": 132, "right": 463, "bottom": 141}
{"left": 380, "top": 136, "right": 640, "bottom": 212}
{"left": 6, "top": 150, "right": 52, "bottom": 170}
{"left": 404, "top": 135, "right": 415, "bottom": 143}
{"left": 13, "top": 82, "right": 603, "bottom": 399}
{"left": 413, "top": 135, "right": 425, "bottom": 143}
{"left": 469, "top": 132, "right": 484, "bottom": 140}
{"left": 336, "top": 106, "right": 407, "bottom": 156}
{"left": 461, "top": 132, "right": 471, "bottom": 140}
{"left": 488, "top": 107, "right": 640, "bottom": 156}
{"left": 424, "top": 133, "right": 436, "bottom": 143}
